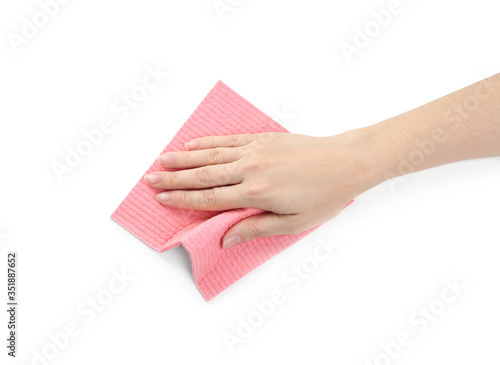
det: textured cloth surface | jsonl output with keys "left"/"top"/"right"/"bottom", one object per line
{"left": 111, "top": 81, "right": 323, "bottom": 300}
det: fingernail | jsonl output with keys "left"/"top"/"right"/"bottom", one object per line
{"left": 156, "top": 192, "right": 173, "bottom": 202}
{"left": 185, "top": 140, "right": 200, "bottom": 150}
{"left": 223, "top": 234, "right": 242, "bottom": 249}
{"left": 144, "top": 173, "right": 162, "bottom": 184}
{"left": 158, "top": 154, "right": 175, "bottom": 165}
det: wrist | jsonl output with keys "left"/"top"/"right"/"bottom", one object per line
{"left": 331, "top": 124, "right": 393, "bottom": 196}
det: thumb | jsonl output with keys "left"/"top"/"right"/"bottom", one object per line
{"left": 222, "top": 213, "right": 296, "bottom": 249}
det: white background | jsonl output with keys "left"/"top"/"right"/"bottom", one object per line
{"left": 1, "top": 0, "right": 499, "bottom": 364}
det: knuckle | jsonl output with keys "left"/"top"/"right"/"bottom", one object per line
{"left": 181, "top": 152, "right": 190, "bottom": 165}
{"left": 246, "top": 224, "right": 263, "bottom": 240}
{"left": 231, "top": 161, "right": 244, "bottom": 175}
{"left": 201, "top": 189, "right": 217, "bottom": 208}
{"left": 228, "top": 135, "right": 239, "bottom": 147}
{"left": 216, "top": 166, "right": 231, "bottom": 185}
{"left": 208, "top": 148, "right": 221, "bottom": 164}
{"left": 253, "top": 132, "right": 275, "bottom": 151}
{"left": 177, "top": 190, "right": 188, "bottom": 205}
{"left": 195, "top": 167, "right": 211, "bottom": 184}
{"left": 244, "top": 182, "right": 267, "bottom": 197}
{"left": 168, "top": 172, "right": 179, "bottom": 186}
{"left": 260, "top": 132, "right": 276, "bottom": 143}
{"left": 239, "top": 148, "right": 258, "bottom": 167}
{"left": 243, "top": 159, "right": 261, "bottom": 172}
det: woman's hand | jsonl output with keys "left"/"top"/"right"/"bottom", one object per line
{"left": 143, "top": 73, "right": 500, "bottom": 249}
{"left": 144, "top": 130, "right": 380, "bottom": 249}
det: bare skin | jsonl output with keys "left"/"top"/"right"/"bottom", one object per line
{"left": 144, "top": 73, "right": 500, "bottom": 249}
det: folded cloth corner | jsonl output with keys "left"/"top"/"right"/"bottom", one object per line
{"left": 111, "top": 80, "right": 325, "bottom": 301}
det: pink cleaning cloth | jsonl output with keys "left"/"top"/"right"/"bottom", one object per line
{"left": 111, "top": 81, "right": 349, "bottom": 301}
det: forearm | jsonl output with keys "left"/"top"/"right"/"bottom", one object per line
{"left": 357, "top": 73, "right": 500, "bottom": 186}
{"left": 144, "top": 73, "right": 500, "bottom": 245}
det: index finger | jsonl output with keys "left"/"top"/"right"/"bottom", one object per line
{"left": 185, "top": 134, "right": 256, "bottom": 150}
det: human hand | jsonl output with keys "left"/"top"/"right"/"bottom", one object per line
{"left": 144, "top": 131, "right": 380, "bottom": 249}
